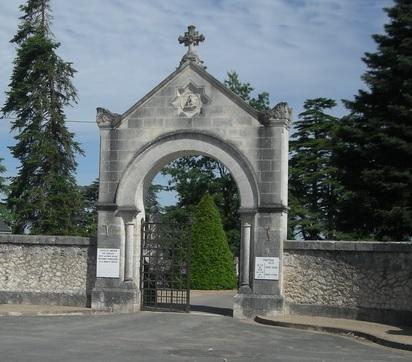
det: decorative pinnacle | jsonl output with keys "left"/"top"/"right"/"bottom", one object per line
{"left": 178, "top": 25, "right": 205, "bottom": 68}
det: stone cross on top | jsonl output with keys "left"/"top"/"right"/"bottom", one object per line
{"left": 178, "top": 25, "right": 205, "bottom": 53}
{"left": 178, "top": 25, "right": 205, "bottom": 68}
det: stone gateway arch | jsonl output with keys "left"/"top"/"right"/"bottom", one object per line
{"left": 91, "top": 26, "right": 291, "bottom": 319}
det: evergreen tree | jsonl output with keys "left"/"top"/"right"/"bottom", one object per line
{"left": 289, "top": 98, "right": 343, "bottom": 239}
{"left": 161, "top": 156, "right": 240, "bottom": 253}
{"left": 191, "top": 194, "right": 237, "bottom": 290}
{"left": 0, "top": 158, "right": 12, "bottom": 225}
{"left": 77, "top": 179, "right": 99, "bottom": 236}
{"left": 144, "top": 183, "right": 163, "bottom": 218}
{"left": 0, "top": 158, "right": 6, "bottom": 195}
{"left": 1, "top": 0, "right": 83, "bottom": 234}
{"left": 336, "top": 0, "right": 412, "bottom": 240}
{"left": 224, "top": 71, "right": 270, "bottom": 111}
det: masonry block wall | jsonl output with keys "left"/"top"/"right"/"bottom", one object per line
{"left": 0, "top": 235, "right": 96, "bottom": 307}
{"left": 283, "top": 240, "right": 412, "bottom": 324}
{"left": 1, "top": 233, "right": 412, "bottom": 325}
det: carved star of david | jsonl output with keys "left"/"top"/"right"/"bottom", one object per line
{"left": 171, "top": 82, "right": 210, "bottom": 118}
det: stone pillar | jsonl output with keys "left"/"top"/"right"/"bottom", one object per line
{"left": 117, "top": 209, "right": 139, "bottom": 283}
{"left": 234, "top": 209, "right": 256, "bottom": 317}
{"left": 234, "top": 103, "right": 291, "bottom": 319}
{"left": 93, "top": 109, "right": 140, "bottom": 312}
{"left": 133, "top": 213, "right": 144, "bottom": 284}
{"left": 125, "top": 220, "right": 135, "bottom": 281}
{"left": 240, "top": 221, "right": 251, "bottom": 290}
{"left": 91, "top": 201, "right": 141, "bottom": 311}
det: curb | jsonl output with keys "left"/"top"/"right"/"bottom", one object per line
{"left": 0, "top": 309, "right": 110, "bottom": 317}
{"left": 254, "top": 316, "right": 412, "bottom": 352}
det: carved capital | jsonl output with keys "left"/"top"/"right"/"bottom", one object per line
{"left": 258, "top": 102, "right": 292, "bottom": 127}
{"left": 238, "top": 208, "right": 257, "bottom": 216}
{"left": 257, "top": 204, "right": 289, "bottom": 213}
{"left": 96, "top": 107, "right": 121, "bottom": 129}
{"left": 115, "top": 207, "right": 140, "bottom": 223}
{"left": 96, "top": 202, "right": 117, "bottom": 211}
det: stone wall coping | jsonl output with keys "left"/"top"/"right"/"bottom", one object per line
{"left": 284, "top": 240, "right": 412, "bottom": 252}
{"left": 0, "top": 234, "right": 96, "bottom": 247}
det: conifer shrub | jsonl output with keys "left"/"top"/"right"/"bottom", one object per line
{"left": 191, "top": 194, "right": 237, "bottom": 289}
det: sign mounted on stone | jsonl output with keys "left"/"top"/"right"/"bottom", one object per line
{"left": 255, "top": 257, "right": 279, "bottom": 280}
{"left": 96, "top": 248, "right": 120, "bottom": 278}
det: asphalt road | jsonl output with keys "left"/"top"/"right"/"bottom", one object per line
{"left": 0, "top": 312, "right": 411, "bottom": 362}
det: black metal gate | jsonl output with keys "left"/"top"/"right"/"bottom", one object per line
{"left": 140, "top": 221, "right": 191, "bottom": 312}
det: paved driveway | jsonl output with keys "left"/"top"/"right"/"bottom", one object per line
{"left": 0, "top": 312, "right": 411, "bottom": 362}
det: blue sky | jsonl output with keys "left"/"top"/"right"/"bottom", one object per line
{"left": 0, "top": 0, "right": 392, "bottom": 197}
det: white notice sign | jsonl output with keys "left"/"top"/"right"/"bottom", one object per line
{"left": 255, "top": 257, "right": 279, "bottom": 280}
{"left": 97, "top": 248, "right": 120, "bottom": 278}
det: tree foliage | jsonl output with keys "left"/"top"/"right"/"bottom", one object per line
{"left": 224, "top": 71, "right": 270, "bottom": 111}
{"left": 77, "top": 179, "right": 99, "bottom": 236}
{"left": 289, "top": 98, "right": 344, "bottom": 240}
{"left": 1, "top": 0, "right": 83, "bottom": 234}
{"left": 336, "top": 0, "right": 412, "bottom": 240}
{"left": 191, "top": 194, "right": 237, "bottom": 290}
{"left": 0, "top": 158, "right": 12, "bottom": 225}
{"left": 161, "top": 156, "right": 240, "bottom": 252}
{"left": 144, "top": 183, "right": 163, "bottom": 218}
{"left": 0, "top": 158, "right": 7, "bottom": 195}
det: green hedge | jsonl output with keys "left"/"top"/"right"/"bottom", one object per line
{"left": 191, "top": 194, "right": 237, "bottom": 289}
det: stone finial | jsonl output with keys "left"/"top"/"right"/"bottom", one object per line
{"left": 272, "top": 102, "right": 292, "bottom": 120}
{"left": 96, "top": 107, "right": 121, "bottom": 129}
{"left": 178, "top": 25, "right": 205, "bottom": 68}
{"left": 258, "top": 102, "right": 292, "bottom": 127}
{"left": 178, "top": 25, "right": 205, "bottom": 51}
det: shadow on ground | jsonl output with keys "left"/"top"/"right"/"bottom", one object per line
{"left": 189, "top": 289, "right": 236, "bottom": 317}
{"left": 190, "top": 304, "right": 233, "bottom": 317}
{"left": 388, "top": 327, "right": 412, "bottom": 336}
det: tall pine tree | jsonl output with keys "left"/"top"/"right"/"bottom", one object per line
{"left": 1, "top": 0, "right": 83, "bottom": 234}
{"left": 289, "top": 98, "right": 343, "bottom": 240}
{"left": 224, "top": 71, "right": 270, "bottom": 111}
{"left": 336, "top": 0, "right": 412, "bottom": 240}
{"left": 0, "top": 158, "right": 11, "bottom": 225}
{"left": 77, "top": 179, "right": 99, "bottom": 236}
{"left": 0, "top": 158, "right": 6, "bottom": 196}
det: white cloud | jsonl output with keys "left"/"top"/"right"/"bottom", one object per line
{"left": 0, "top": 0, "right": 393, "bottom": 185}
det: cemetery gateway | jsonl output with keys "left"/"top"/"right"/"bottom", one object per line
{"left": 91, "top": 25, "right": 290, "bottom": 318}
{"left": 2, "top": 26, "right": 411, "bottom": 324}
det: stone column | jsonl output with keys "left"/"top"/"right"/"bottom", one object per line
{"left": 116, "top": 208, "right": 139, "bottom": 283}
{"left": 236, "top": 209, "right": 256, "bottom": 296}
{"left": 240, "top": 222, "right": 251, "bottom": 290}
{"left": 125, "top": 220, "right": 135, "bottom": 281}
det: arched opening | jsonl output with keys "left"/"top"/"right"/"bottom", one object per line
{"left": 115, "top": 131, "right": 259, "bottom": 314}
{"left": 146, "top": 155, "right": 241, "bottom": 253}
{"left": 116, "top": 131, "right": 258, "bottom": 211}
{"left": 145, "top": 154, "right": 241, "bottom": 315}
